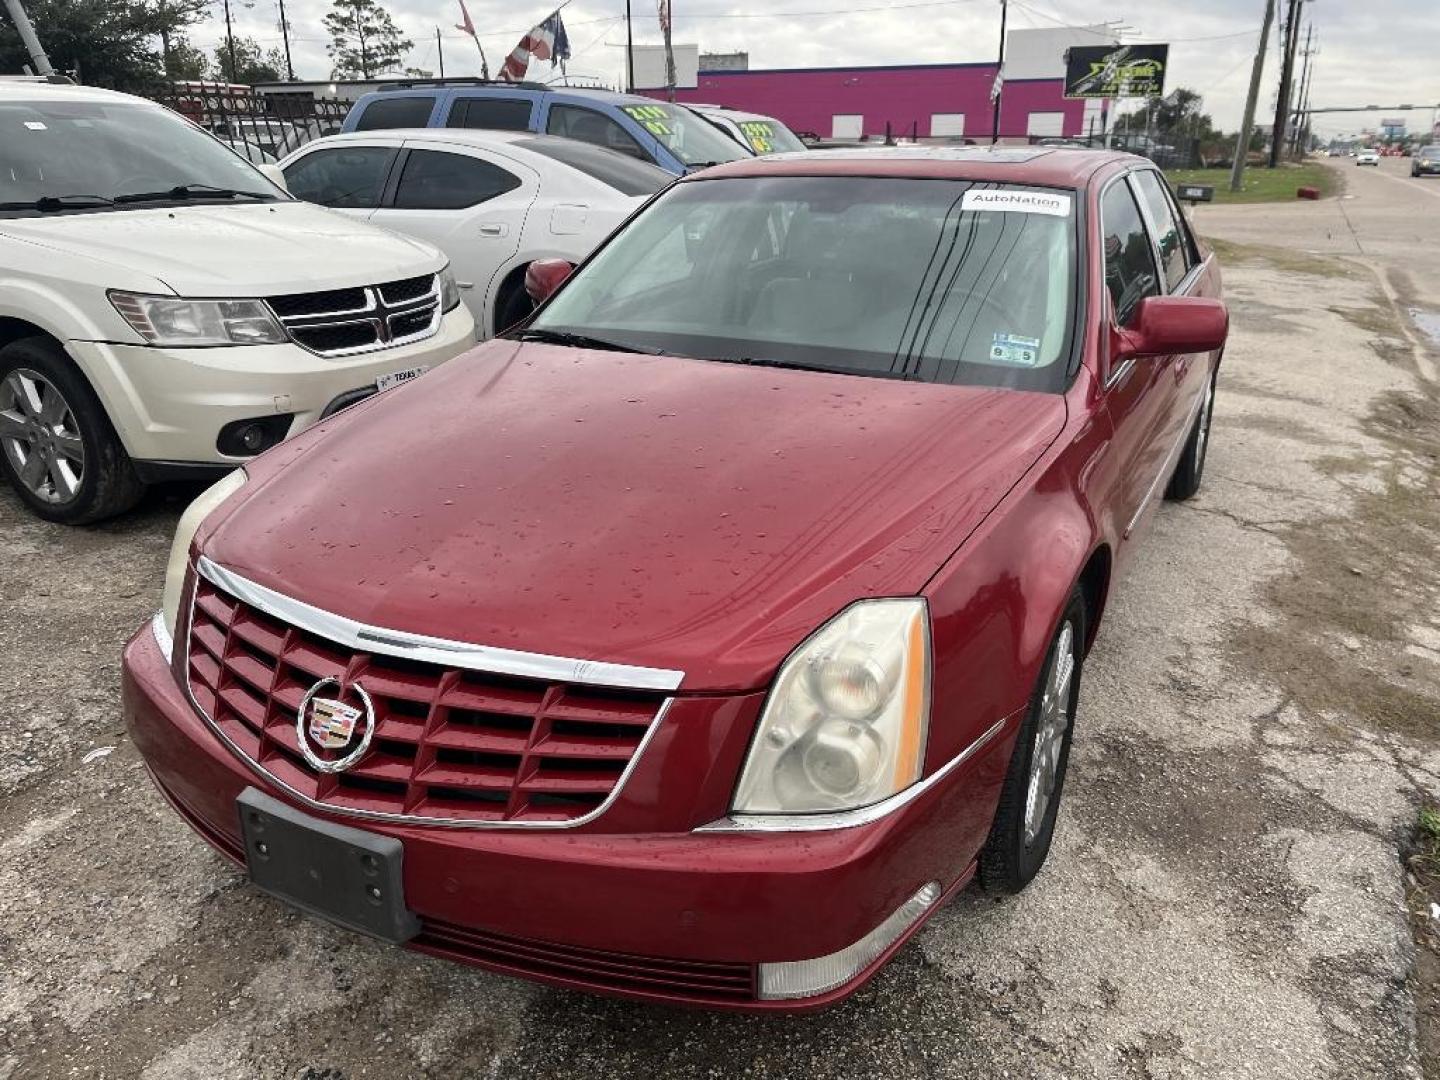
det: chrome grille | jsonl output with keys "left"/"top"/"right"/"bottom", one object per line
{"left": 183, "top": 570, "right": 671, "bottom": 828}
{"left": 267, "top": 274, "right": 441, "bottom": 358}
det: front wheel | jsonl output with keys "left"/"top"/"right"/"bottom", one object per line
{"left": 978, "top": 591, "right": 1085, "bottom": 895}
{"left": 1164, "top": 369, "right": 1217, "bottom": 502}
{"left": 0, "top": 336, "right": 142, "bottom": 524}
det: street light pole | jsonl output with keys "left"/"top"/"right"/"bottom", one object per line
{"left": 1268, "top": 0, "right": 1302, "bottom": 167}
{"left": 3, "top": 0, "right": 54, "bottom": 75}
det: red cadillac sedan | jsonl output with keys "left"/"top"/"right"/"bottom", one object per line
{"left": 124, "top": 147, "right": 1226, "bottom": 1011}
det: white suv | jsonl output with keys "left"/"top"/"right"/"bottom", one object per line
{"left": 0, "top": 79, "right": 476, "bottom": 523}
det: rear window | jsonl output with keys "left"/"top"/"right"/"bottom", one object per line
{"left": 392, "top": 149, "right": 522, "bottom": 210}
{"left": 515, "top": 137, "right": 670, "bottom": 195}
{"left": 353, "top": 96, "right": 435, "bottom": 131}
{"left": 447, "top": 97, "right": 533, "bottom": 131}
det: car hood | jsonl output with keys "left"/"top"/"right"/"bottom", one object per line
{"left": 206, "top": 342, "right": 1065, "bottom": 691}
{"left": 0, "top": 202, "right": 442, "bottom": 296}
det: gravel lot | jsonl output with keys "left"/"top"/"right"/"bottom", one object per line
{"left": 2, "top": 158, "right": 1439, "bottom": 1079}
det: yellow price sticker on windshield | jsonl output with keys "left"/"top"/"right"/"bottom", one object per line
{"left": 738, "top": 121, "right": 776, "bottom": 153}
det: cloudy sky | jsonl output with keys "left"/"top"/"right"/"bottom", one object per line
{"left": 190, "top": 0, "right": 1440, "bottom": 138}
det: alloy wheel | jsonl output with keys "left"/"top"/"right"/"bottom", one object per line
{"left": 1023, "top": 619, "right": 1075, "bottom": 845}
{"left": 0, "top": 368, "right": 85, "bottom": 505}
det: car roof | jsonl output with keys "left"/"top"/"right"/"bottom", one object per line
{"left": 689, "top": 145, "right": 1141, "bottom": 188}
{"left": 0, "top": 79, "right": 150, "bottom": 106}
{"left": 316, "top": 128, "right": 541, "bottom": 148}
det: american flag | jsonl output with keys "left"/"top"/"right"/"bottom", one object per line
{"left": 499, "top": 9, "right": 572, "bottom": 82}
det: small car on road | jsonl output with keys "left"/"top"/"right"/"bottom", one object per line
{"left": 1356, "top": 148, "right": 1380, "bottom": 166}
{"left": 126, "top": 147, "right": 1227, "bottom": 1010}
{"left": 0, "top": 79, "right": 475, "bottom": 524}
{"left": 1412, "top": 145, "right": 1440, "bottom": 178}
{"left": 280, "top": 130, "right": 671, "bottom": 336}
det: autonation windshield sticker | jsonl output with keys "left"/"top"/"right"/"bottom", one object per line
{"left": 962, "top": 190, "right": 1071, "bottom": 217}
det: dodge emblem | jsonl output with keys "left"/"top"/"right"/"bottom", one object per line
{"left": 296, "top": 677, "right": 375, "bottom": 774}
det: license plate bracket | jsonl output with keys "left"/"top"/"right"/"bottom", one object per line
{"left": 237, "top": 788, "right": 420, "bottom": 944}
{"left": 375, "top": 365, "right": 429, "bottom": 393}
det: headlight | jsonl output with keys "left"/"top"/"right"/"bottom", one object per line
{"left": 109, "top": 292, "right": 287, "bottom": 346}
{"left": 158, "top": 470, "right": 247, "bottom": 651}
{"left": 438, "top": 266, "right": 461, "bottom": 312}
{"left": 731, "top": 599, "right": 931, "bottom": 815}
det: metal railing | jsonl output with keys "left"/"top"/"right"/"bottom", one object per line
{"left": 140, "top": 82, "right": 353, "bottom": 163}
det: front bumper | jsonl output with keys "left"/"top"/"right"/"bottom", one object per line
{"left": 67, "top": 304, "right": 475, "bottom": 467}
{"left": 123, "top": 623, "right": 1005, "bottom": 1011}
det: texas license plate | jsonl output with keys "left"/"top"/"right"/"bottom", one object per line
{"left": 375, "top": 365, "right": 430, "bottom": 393}
{"left": 237, "top": 788, "right": 419, "bottom": 944}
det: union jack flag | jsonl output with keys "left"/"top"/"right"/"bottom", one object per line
{"left": 499, "top": 9, "right": 572, "bottom": 82}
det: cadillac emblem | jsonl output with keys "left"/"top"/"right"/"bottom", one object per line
{"left": 296, "top": 677, "right": 375, "bottom": 773}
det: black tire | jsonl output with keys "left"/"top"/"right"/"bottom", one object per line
{"left": 978, "top": 591, "right": 1086, "bottom": 895}
{"left": 1164, "top": 368, "right": 1217, "bottom": 502}
{"left": 0, "top": 336, "right": 143, "bottom": 525}
{"left": 494, "top": 275, "right": 535, "bottom": 336}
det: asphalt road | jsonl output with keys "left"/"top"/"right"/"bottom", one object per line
{"left": 1, "top": 159, "right": 1438, "bottom": 1079}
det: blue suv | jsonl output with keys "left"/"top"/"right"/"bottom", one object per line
{"left": 341, "top": 82, "right": 750, "bottom": 176}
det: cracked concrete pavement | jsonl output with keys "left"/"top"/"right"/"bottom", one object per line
{"left": 2, "top": 156, "right": 1439, "bottom": 1078}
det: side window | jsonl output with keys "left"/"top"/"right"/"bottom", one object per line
{"left": 546, "top": 105, "right": 649, "bottom": 162}
{"left": 391, "top": 149, "right": 523, "bottom": 210}
{"left": 282, "top": 146, "right": 396, "bottom": 208}
{"left": 1100, "top": 180, "right": 1161, "bottom": 326}
{"left": 352, "top": 96, "right": 436, "bottom": 132}
{"left": 1132, "top": 170, "right": 1190, "bottom": 291}
{"left": 446, "top": 97, "right": 533, "bottom": 131}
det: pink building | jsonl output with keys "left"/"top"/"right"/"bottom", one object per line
{"left": 642, "top": 62, "right": 1102, "bottom": 143}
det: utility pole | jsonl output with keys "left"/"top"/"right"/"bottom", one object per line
{"left": 222, "top": 0, "right": 238, "bottom": 82}
{"left": 1, "top": 0, "right": 53, "bottom": 75}
{"left": 625, "top": 0, "right": 635, "bottom": 92}
{"left": 660, "top": 0, "right": 676, "bottom": 102}
{"left": 1230, "top": 0, "right": 1274, "bottom": 191}
{"left": 436, "top": 27, "right": 444, "bottom": 78}
{"left": 278, "top": 0, "right": 296, "bottom": 80}
{"left": 1267, "top": 0, "right": 1302, "bottom": 167}
{"left": 1289, "top": 24, "right": 1314, "bottom": 158}
{"left": 990, "top": 0, "right": 1008, "bottom": 145}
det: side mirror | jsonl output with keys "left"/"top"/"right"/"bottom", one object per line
{"left": 1113, "top": 295, "right": 1228, "bottom": 360}
{"left": 257, "top": 163, "right": 289, "bottom": 194}
{"left": 524, "top": 259, "right": 575, "bottom": 304}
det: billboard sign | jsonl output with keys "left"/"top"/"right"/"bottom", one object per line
{"left": 1064, "top": 44, "right": 1169, "bottom": 99}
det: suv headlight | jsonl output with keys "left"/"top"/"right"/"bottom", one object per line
{"left": 731, "top": 599, "right": 931, "bottom": 815}
{"left": 438, "top": 265, "right": 461, "bottom": 312}
{"left": 159, "top": 470, "right": 247, "bottom": 650}
{"left": 110, "top": 292, "right": 287, "bottom": 346}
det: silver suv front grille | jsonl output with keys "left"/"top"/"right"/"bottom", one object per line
{"left": 267, "top": 274, "right": 441, "bottom": 358}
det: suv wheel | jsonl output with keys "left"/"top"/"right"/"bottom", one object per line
{"left": 0, "top": 337, "right": 143, "bottom": 524}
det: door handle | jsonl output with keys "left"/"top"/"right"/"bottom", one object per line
{"left": 478, "top": 223, "right": 508, "bottom": 237}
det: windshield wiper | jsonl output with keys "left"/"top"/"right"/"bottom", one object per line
{"left": 705, "top": 355, "right": 901, "bottom": 379}
{"left": 114, "top": 183, "right": 276, "bottom": 204}
{"left": 513, "top": 328, "right": 665, "bottom": 355}
{"left": 0, "top": 194, "right": 116, "bottom": 212}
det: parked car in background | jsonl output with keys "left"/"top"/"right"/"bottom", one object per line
{"left": 684, "top": 104, "right": 806, "bottom": 155}
{"left": 0, "top": 79, "right": 474, "bottom": 524}
{"left": 126, "top": 147, "right": 1227, "bottom": 1010}
{"left": 1356, "top": 148, "right": 1380, "bottom": 166}
{"left": 221, "top": 137, "right": 277, "bottom": 164}
{"left": 340, "top": 80, "right": 750, "bottom": 176}
{"left": 1412, "top": 146, "right": 1440, "bottom": 177}
{"left": 281, "top": 130, "right": 670, "bottom": 336}
{"left": 206, "top": 117, "right": 303, "bottom": 159}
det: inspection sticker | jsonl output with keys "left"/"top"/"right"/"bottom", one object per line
{"left": 990, "top": 332, "right": 1042, "bottom": 367}
{"left": 961, "top": 189, "right": 1071, "bottom": 217}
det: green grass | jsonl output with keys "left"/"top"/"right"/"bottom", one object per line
{"left": 1165, "top": 162, "right": 1340, "bottom": 204}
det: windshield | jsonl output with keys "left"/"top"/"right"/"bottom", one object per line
{"left": 618, "top": 102, "right": 751, "bottom": 167}
{"left": 0, "top": 100, "right": 284, "bottom": 211}
{"left": 528, "top": 176, "right": 1078, "bottom": 391}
